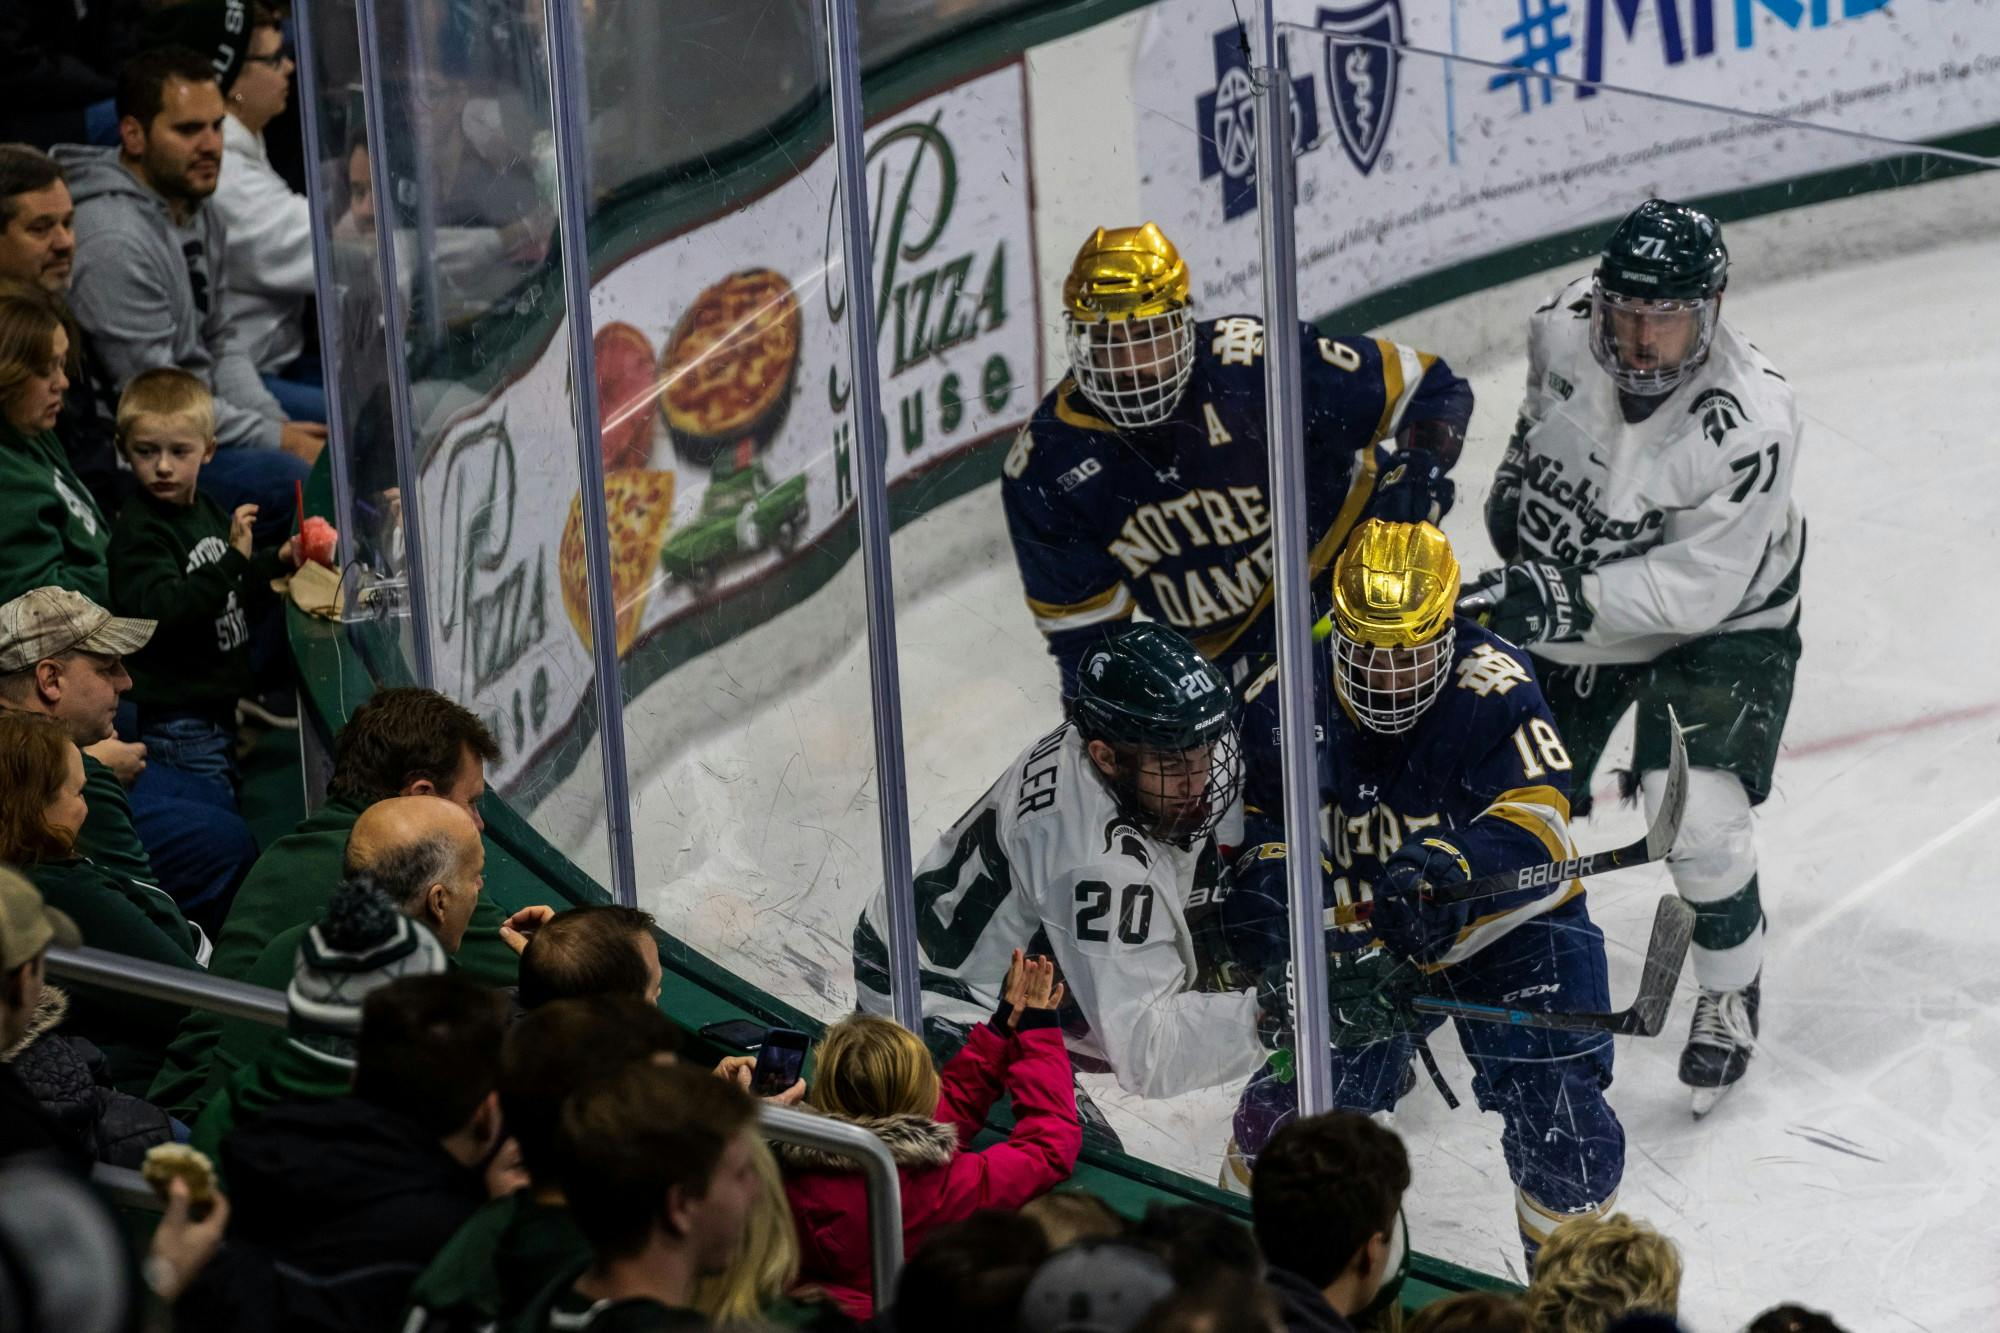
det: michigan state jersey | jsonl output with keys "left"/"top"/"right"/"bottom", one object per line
{"left": 1501, "top": 277, "right": 1805, "bottom": 667}
{"left": 854, "top": 724, "right": 1266, "bottom": 1099}
{"left": 1225, "top": 621, "right": 1584, "bottom": 971}
{"left": 1002, "top": 318, "right": 1472, "bottom": 696}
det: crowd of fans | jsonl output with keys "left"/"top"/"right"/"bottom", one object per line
{"left": 0, "top": 6, "right": 1858, "bottom": 1333}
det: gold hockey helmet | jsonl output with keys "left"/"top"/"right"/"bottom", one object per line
{"left": 1061, "top": 224, "right": 1196, "bottom": 429}
{"left": 1329, "top": 520, "right": 1460, "bottom": 734}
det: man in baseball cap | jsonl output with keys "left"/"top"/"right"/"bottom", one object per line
{"left": 0, "top": 867, "right": 89, "bottom": 1171}
{"left": 0, "top": 586, "right": 256, "bottom": 934}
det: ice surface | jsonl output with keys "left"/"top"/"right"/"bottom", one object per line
{"left": 623, "top": 233, "right": 2000, "bottom": 1329}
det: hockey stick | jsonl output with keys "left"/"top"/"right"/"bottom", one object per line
{"left": 1409, "top": 892, "right": 1696, "bottom": 1036}
{"left": 1433, "top": 706, "right": 1690, "bottom": 907}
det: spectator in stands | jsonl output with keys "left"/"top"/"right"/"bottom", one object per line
{"left": 1132, "top": 1202, "right": 1264, "bottom": 1291}
{"left": 188, "top": 878, "right": 447, "bottom": 1160}
{"left": 517, "top": 902, "right": 664, "bottom": 1011}
{"left": 886, "top": 1209, "right": 1047, "bottom": 1333}
{"left": 1521, "top": 1214, "right": 1681, "bottom": 1333}
{"left": 110, "top": 367, "right": 295, "bottom": 803}
{"left": 209, "top": 11, "right": 324, "bottom": 423}
{"left": 1016, "top": 1239, "right": 1176, "bottom": 1333}
{"left": 4, "top": 976, "right": 174, "bottom": 1169}
{"left": 781, "top": 950, "right": 1081, "bottom": 1319}
{"left": 0, "top": 584, "right": 258, "bottom": 935}
{"left": 55, "top": 45, "right": 325, "bottom": 541}
{"left": 1406, "top": 1293, "right": 1530, "bottom": 1333}
{"left": 181, "top": 972, "right": 512, "bottom": 1331}
{"left": 1020, "top": 1190, "right": 1126, "bottom": 1251}
{"left": 0, "top": 284, "right": 110, "bottom": 601}
{"left": 189, "top": 795, "right": 496, "bottom": 1121}
{"left": 0, "top": 711, "right": 202, "bottom": 1089}
{"left": 538, "top": 1061, "right": 762, "bottom": 1330}
{"left": 0, "top": 1, "right": 143, "bottom": 148}
{"left": 1251, "top": 1112, "right": 1412, "bottom": 1333}
{"left": 692, "top": 1137, "right": 851, "bottom": 1330}
{"left": 146, "top": 682, "right": 525, "bottom": 1115}
{"left": 0, "top": 148, "right": 130, "bottom": 514}
{"left": 1746, "top": 1305, "right": 1847, "bottom": 1333}
{"left": 0, "top": 865, "right": 90, "bottom": 1171}
{"left": 404, "top": 995, "right": 683, "bottom": 1332}
{"left": 1143, "top": 1273, "right": 1287, "bottom": 1333}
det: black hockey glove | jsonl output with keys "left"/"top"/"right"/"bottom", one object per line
{"left": 1369, "top": 447, "right": 1455, "bottom": 527}
{"left": 1374, "top": 836, "right": 1475, "bottom": 965}
{"left": 1483, "top": 418, "right": 1531, "bottom": 561}
{"left": 1324, "top": 943, "right": 1428, "bottom": 1048}
{"left": 1457, "top": 561, "right": 1592, "bottom": 647}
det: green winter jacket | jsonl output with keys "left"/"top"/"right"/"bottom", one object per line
{"left": 403, "top": 1192, "right": 591, "bottom": 1333}
{"left": 0, "top": 418, "right": 112, "bottom": 603}
{"left": 108, "top": 488, "right": 287, "bottom": 718}
{"left": 25, "top": 855, "right": 201, "bottom": 1091}
{"left": 77, "top": 751, "right": 159, "bottom": 888}
{"left": 188, "top": 1032, "right": 352, "bottom": 1174}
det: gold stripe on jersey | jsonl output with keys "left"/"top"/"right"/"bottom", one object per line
{"left": 1478, "top": 784, "right": 1574, "bottom": 861}
{"left": 1054, "top": 381, "right": 1117, "bottom": 433}
{"left": 1369, "top": 340, "right": 1436, "bottom": 442}
{"left": 1026, "top": 581, "right": 1137, "bottom": 634}
{"left": 1420, "top": 879, "right": 1585, "bottom": 974}
{"left": 1195, "top": 449, "right": 1381, "bottom": 662}
{"left": 1517, "top": 1187, "right": 1616, "bottom": 1243}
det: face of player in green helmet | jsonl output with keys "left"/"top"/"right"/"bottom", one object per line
{"left": 1085, "top": 735, "right": 1234, "bottom": 844}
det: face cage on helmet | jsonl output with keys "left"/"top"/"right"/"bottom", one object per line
{"left": 1589, "top": 284, "right": 1718, "bottom": 397}
{"left": 1101, "top": 724, "right": 1245, "bottom": 847}
{"left": 1332, "top": 625, "right": 1456, "bottom": 735}
{"left": 1065, "top": 308, "right": 1196, "bottom": 428}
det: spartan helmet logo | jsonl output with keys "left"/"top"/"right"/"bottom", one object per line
{"left": 1088, "top": 653, "right": 1111, "bottom": 681}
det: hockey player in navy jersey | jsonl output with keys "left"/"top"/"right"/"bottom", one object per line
{"left": 1217, "top": 520, "right": 1623, "bottom": 1262}
{"left": 1001, "top": 223, "right": 1473, "bottom": 699}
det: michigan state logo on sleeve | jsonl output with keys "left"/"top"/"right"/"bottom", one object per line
{"left": 1691, "top": 388, "right": 1748, "bottom": 447}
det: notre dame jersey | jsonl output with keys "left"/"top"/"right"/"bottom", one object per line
{"left": 1226, "top": 621, "right": 1584, "bottom": 971}
{"left": 855, "top": 724, "right": 1266, "bottom": 1099}
{"left": 1499, "top": 276, "right": 1806, "bottom": 667}
{"left": 1002, "top": 318, "right": 1472, "bottom": 696}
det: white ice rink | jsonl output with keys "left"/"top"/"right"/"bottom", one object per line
{"left": 609, "top": 205, "right": 1999, "bottom": 1328}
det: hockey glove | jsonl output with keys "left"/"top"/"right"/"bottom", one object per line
{"left": 1457, "top": 561, "right": 1592, "bottom": 647}
{"left": 1369, "top": 447, "right": 1455, "bottom": 527}
{"left": 1325, "top": 943, "right": 1428, "bottom": 1048}
{"left": 1374, "top": 836, "right": 1475, "bottom": 964}
{"left": 1483, "top": 419, "right": 1531, "bottom": 561}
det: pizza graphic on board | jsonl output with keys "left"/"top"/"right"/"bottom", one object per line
{"left": 660, "top": 268, "right": 801, "bottom": 464}
{"left": 595, "top": 321, "right": 658, "bottom": 473}
{"left": 557, "top": 468, "right": 675, "bottom": 657}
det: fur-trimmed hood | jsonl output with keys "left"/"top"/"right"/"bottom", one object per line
{"left": 3, "top": 985, "right": 69, "bottom": 1060}
{"left": 774, "top": 1108, "right": 959, "bottom": 1174}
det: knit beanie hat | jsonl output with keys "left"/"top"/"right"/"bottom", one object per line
{"left": 286, "top": 877, "right": 447, "bottom": 1066}
{"left": 141, "top": 0, "right": 259, "bottom": 93}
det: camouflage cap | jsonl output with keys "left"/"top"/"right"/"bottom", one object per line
{"left": 0, "top": 866, "right": 81, "bottom": 973}
{"left": 0, "top": 588, "right": 155, "bottom": 674}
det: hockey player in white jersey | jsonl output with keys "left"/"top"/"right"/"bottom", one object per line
{"left": 1463, "top": 199, "right": 1805, "bottom": 1115}
{"left": 853, "top": 622, "right": 1275, "bottom": 1122}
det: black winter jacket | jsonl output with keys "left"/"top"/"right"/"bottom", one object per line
{"left": 1, "top": 986, "right": 174, "bottom": 1168}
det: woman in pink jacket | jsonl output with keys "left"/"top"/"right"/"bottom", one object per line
{"left": 779, "top": 951, "right": 1082, "bottom": 1318}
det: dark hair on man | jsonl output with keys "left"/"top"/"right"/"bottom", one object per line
{"left": 355, "top": 974, "right": 508, "bottom": 1137}
{"left": 0, "top": 146, "right": 63, "bottom": 228}
{"left": 516, "top": 905, "right": 658, "bottom": 1010}
{"left": 1406, "top": 1292, "right": 1530, "bottom": 1333}
{"left": 892, "top": 1210, "right": 1048, "bottom": 1333}
{"left": 116, "top": 47, "right": 220, "bottom": 128}
{"left": 1746, "top": 1306, "right": 1848, "bottom": 1333}
{"left": 1132, "top": 1202, "right": 1263, "bottom": 1287}
{"left": 555, "top": 1062, "right": 757, "bottom": 1261}
{"left": 1251, "top": 1112, "right": 1411, "bottom": 1289}
{"left": 499, "top": 995, "right": 683, "bottom": 1184}
{"left": 339, "top": 837, "right": 461, "bottom": 915}
{"left": 328, "top": 687, "right": 500, "bottom": 807}
{"left": 1142, "top": 1274, "right": 1285, "bottom": 1333}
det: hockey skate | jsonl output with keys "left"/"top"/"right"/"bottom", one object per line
{"left": 1681, "top": 971, "right": 1759, "bottom": 1118}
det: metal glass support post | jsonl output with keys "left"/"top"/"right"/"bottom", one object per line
{"left": 45, "top": 947, "right": 289, "bottom": 1027}
{"left": 287, "top": 2, "right": 356, "bottom": 575}
{"left": 539, "top": 0, "right": 640, "bottom": 910}
{"left": 822, "top": 0, "right": 924, "bottom": 1032}
{"left": 351, "top": 0, "right": 436, "bottom": 686}
{"left": 1254, "top": 9, "right": 1333, "bottom": 1118}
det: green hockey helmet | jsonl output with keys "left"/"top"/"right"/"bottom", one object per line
{"left": 1070, "top": 624, "right": 1241, "bottom": 843}
{"left": 1591, "top": 200, "right": 1728, "bottom": 397}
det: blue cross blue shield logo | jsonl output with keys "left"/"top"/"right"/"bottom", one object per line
{"left": 1317, "top": 0, "right": 1403, "bottom": 176}
{"left": 1197, "top": 27, "right": 1320, "bottom": 221}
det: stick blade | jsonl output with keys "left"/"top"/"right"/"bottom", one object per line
{"left": 1627, "top": 893, "right": 1697, "bottom": 1037}
{"left": 1644, "top": 705, "right": 1691, "bottom": 864}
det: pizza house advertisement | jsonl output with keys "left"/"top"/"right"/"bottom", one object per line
{"left": 419, "top": 64, "right": 1039, "bottom": 798}
{"left": 1138, "top": 0, "right": 1999, "bottom": 320}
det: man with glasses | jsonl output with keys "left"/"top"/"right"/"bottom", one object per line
{"left": 1463, "top": 200, "right": 1805, "bottom": 1117}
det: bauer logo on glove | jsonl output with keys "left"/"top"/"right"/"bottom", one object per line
{"left": 1456, "top": 561, "right": 1591, "bottom": 648}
